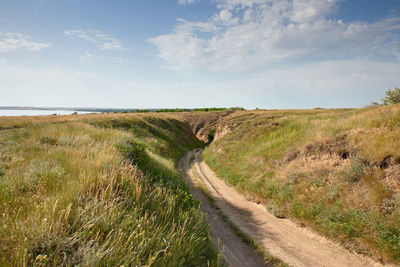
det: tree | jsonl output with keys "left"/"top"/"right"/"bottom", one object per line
{"left": 382, "top": 87, "right": 400, "bottom": 105}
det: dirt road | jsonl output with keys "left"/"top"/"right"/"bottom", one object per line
{"left": 181, "top": 149, "right": 388, "bottom": 267}
{"left": 180, "top": 150, "right": 269, "bottom": 267}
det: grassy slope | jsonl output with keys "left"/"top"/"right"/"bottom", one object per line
{"left": 203, "top": 105, "right": 400, "bottom": 263}
{"left": 0, "top": 113, "right": 221, "bottom": 266}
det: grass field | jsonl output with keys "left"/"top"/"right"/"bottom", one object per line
{"left": 0, "top": 113, "right": 221, "bottom": 266}
{"left": 2, "top": 105, "right": 399, "bottom": 265}
{"left": 203, "top": 105, "right": 400, "bottom": 263}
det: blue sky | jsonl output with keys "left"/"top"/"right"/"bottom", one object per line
{"left": 0, "top": 0, "right": 399, "bottom": 109}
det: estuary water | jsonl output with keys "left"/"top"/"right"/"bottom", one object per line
{"left": 0, "top": 110, "right": 98, "bottom": 116}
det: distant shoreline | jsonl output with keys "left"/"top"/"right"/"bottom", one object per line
{"left": 0, "top": 106, "right": 137, "bottom": 113}
{"left": 0, "top": 107, "right": 240, "bottom": 114}
{"left": 0, "top": 109, "right": 99, "bottom": 117}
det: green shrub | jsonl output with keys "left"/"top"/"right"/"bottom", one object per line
{"left": 207, "top": 128, "right": 216, "bottom": 143}
{"left": 116, "top": 139, "right": 146, "bottom": 164}
{"left": 382, "top": 87, "right": 400, "bottom": 105}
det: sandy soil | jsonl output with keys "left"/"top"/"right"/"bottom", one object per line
{"left": 180, "top": 150, "right": 269, "bottom": 267}
{"left": 182, "top": 149, "right": 391, "bottom": 267}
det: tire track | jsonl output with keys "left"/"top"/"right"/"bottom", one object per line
{"left": 180, "top": 150, "right": 270, "bottom": 267}
{"left": 182, "top": 149, "right": 390, "bottom": 267}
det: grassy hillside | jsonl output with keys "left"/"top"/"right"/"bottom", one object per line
{"left": 203, "top": 105, "right": 400, "bottom": 263}
{"left": 0, "top": 113, "right": 220, "bottom": 266}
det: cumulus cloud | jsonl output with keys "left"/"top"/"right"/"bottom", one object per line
{"left": 149, "top": 0, "right": 400, "bottom": 71}
{"left": 289, "top": 0, "right": 338, "bottom": 23}
{"left": 0, "top": 32, "right": 51, "bottom": 52}
{"left": 64, "top": 29, "right": 125, "bottom": 51}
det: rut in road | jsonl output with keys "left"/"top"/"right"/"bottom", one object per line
{"left": 181, "top": 149, "right": 390, "bottom": 267}
{"left": 180, "top": 150, "right": 269, "bottom": 267}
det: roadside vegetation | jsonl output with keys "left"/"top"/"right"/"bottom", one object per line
{"left": 0, "top": 113, "right": 220, "bottom": 266}
{"left": 202, "top": 104, "right": 400, "bottom": 264}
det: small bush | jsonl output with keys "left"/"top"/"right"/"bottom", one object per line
{"left": 207, "top": 128, "right": 216, "bottom": 143}
{"left": 382, "top": 87, "right": 400, "bottom": 105}
{"left": 116, "top": 140, "right": 146, "bottom": 164}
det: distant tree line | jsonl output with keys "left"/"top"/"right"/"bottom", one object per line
{"left": 104, "top": 107, "right": 245, "bottom": 114}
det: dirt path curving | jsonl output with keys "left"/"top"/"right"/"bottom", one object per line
{"left": 181, "top": 149, "right": 390, "bottom": 267}
{"left": 180, "top": 150, "right": 269, "bottom": 267}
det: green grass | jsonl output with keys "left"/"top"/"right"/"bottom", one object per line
{"left": 0, "top": 113, "right": 220, "bottom": 266}
{"left": 203, "top": 105, "right": 400, "bottom": 263}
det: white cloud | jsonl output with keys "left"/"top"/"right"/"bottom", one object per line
{"left": 64, "top": 29, "right": 125, "bottom": 51}
{"left": 149, "top": 0, "right": 400, "bottom": 71}
{"left": 213, "top": 10, "right": 239, "bottom": 26}
{"left": 290, "top": 0, "right": 338, "bottom": 23}
{"left": 0, "top": 32, "right": 51, "bottom": 52}
{"left": 178, "top": 0, "right": 198, "bottom": 5}
{"left": 80, "top": 50, "right": 128, "bottom": 63}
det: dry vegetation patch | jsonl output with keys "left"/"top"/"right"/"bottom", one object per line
{"left": 203, "top": 105, "right": 400, "bottom": 264}
{"left": 0, "top": 113, "right": 219, "bottom": 266}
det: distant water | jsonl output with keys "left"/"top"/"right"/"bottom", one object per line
{"left": 0, "top": 110, "right": 98, "bottom": 117}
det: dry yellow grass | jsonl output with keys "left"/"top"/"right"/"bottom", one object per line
{"left": 0, "top": 113, "right": 220, "bottom": 266}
